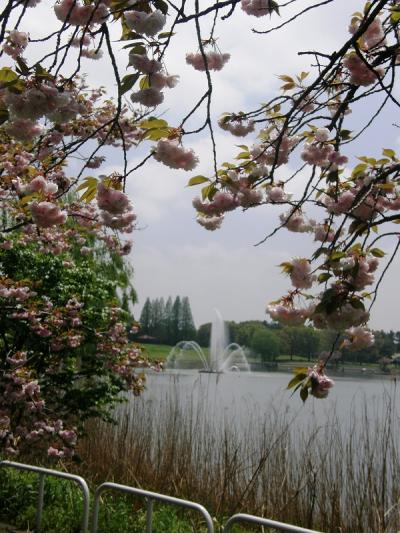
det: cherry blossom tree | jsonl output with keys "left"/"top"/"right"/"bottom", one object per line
{"left": 0, "top": 0, "right": 399, "bottom": 439}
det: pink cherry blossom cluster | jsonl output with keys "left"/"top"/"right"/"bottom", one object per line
{"left": 101, "top": 210, "right": 136, "bottom": 233}
{"left": 196, "top": 215, "right": 224, "bottom": 231}
{"left": 307, "top": 367, "right": 335, "bottom": 399}
{"left": 349, "top": 17, "right": 386, "bottom": 50}
{"left": 86, "top": 156, "right": 105, "bottom": 169}
{"left": 129, "top": 53, "right": 162, "bottom": 74}
{"left": 218, "top": 115, "right": 255, "bottom": 137}
{"left": 130, "top": 69, "right": 178, "bottom": 107}
{"left": 5, "top": 118, "right": 43, "bottom": 142}
{"left": 324, "top": 184, "right": 385, "bottom": 221}
{"left": 0, "top": 283, "right": 36, "bottom": 301}
{"left": 324, "top": 189, "right": 355, "bottom": 215}
{"left": 71, "top": 34, "right": 103, "bottom": 60}
{"left": 95, "top": 310, "right": 152, "bottom": 393}
{"left": 82, "top": 48, "right": 103, "bottom": 60}
{"left": 193, "top": 181, "right": 263, "bottom": 223}
{"left": 193, "top": 192, "right": 237, "bottom": 217}
{"left": 267, "top": 301, "right": 314, "bottom": 326}
{"left": 266, "top": 186, "right": 291, "bottom": 203}
{"left": 301, "top": 143, "right": 348, "bottom": 167}
{"left": 97, "top": 183, "right": 130, "bottom": 214}
{"left": 313, "top": 302, "right": 369, "bottom": 330}
{"left": 2, "top": 30, "right": 28, "bottom": 59}
{"left": 251, "top": 134, "right": 297, "bottom": 167}
{"left": 15, "top": 175, "right": 58, "bottom": 196}
{"left": 313, "top": 223, "right": 335, "bottom": 243}
{"left": 237, "top": 187, "right": 264, "bottom": 207}
{"left": 342, "top": 326, "right": 375, "bottom": 350}
{"left": 349, "top": 255, "right": 379, "bottom": 290}
{"left": 153, "top": 139, "right": 199, "bottom": 171}
{"left": 4, "top": 82, "right": 84, "bottom": 125}
{"left": 125, "top": 9, "right": 166, "bottom": 37}
{"left": 131, "top": 87, "right": 164, "bottom": 107}
{"left": 54, "top": 0, "right": 109, "bottom": 26}
{"left": 241, "top": 0, "right": 277, "bottom": 17}
{"left": 279, "top": 210, "right": 313, "bottom": 233}
{"left": 186, "top": 51, "right": 231, "bottom": 71}
{"left": 286, "top": 258, "right": 315, "bottom": 290}
{"left": 30, "top": 202, "right": 67, "bottom": 228}
{"left": 129, "top": 53, "right": 179, "bottom": 108}
{"left": 97, "top": 183, "right": 136, "bottom": 233}
{"left": 1, "top": 361, "right": 78, "bottom": 457}
{"left": 343, "top": 53, "right": 384, "bottom": 87}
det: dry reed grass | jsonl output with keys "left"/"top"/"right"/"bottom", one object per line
{"left": 76, "top": 376, "right": 400, "bottom": 532}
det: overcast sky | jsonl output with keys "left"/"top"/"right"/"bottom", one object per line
{"left": 9, "top": 0, "right": 400, "bottom": 331}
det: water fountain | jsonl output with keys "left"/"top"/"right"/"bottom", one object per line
{"left": 167, "top": 310, "right": 250, "bottom": 372}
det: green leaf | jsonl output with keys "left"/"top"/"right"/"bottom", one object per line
{"left": 201, "top": 184, "right": 217, "bottom": 201}
{"left": 318, "top": 272, "right": 331, "bottom": 283}
{"left": 140, "top": 118, "right": 168, "bottom": 129}
{"left": 158, "top": 32, "right": 175, "bottom": 39}
{"left": 0, "top": 103, "right": 9, "bottom": 125}
{"left": 0, "top": 67, "right": 25, "bottom": 93}
{"left": 329, "top": 251, "right": 346, "bottom": 261}
{"left": 339, "top": 129, "right": 352, "bottom": 140}
{"left": 153, "top": 0, "right": 168, "bottom": 14}
{"left": 123, "top": 42, "right": 146, "bottom": 50}
{"left": 287, "top": 373, "right": 307, "bottom": 390}
{"left": 35, "top": 64, "right": 52, "bottom": 80}
{"left": 16, "top": 57, "right": 30, "bottom": 76}
{"left": 235, "top": 151, "right": 250, "bottom": 160}
{"left": 75, "top": 176, "right": 98, "bottom": 203}
{"left": 349, "top": 298, "right": 365, "bottom": 311}
{"left": 383, "top": 148, "right": 396, "bottom": 159}
{"left": 139, "top": 75, "right": 150, "bottom": 90}
{"left": 293, "top": 367, "right": 308, "bottom": 374}
{"left": 277, "top": 74, "right": 294, "bottom": 83}
{"left": 391, "top": 7, "right": 400, "bottom": 24}
{"left": 351, "top": 163, "right": 368, "bottom": 178}
{"left": 370, "top": 247, "right": 385, "bottom": 258}
{"left": 0, "top": 67, "right": 18, "bottom": 84}
{"left": 120, "top": 73, "right": 140, "bottom": 95}
{"left": 300, "top": 386, "right": 309, "bottom": 403}
{"left": 281, "top": 82, "right": 296, "bottom": 91}
{"left": 187, "top": 175, "right": 209, "bottom": 187}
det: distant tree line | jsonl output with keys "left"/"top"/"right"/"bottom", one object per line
{"left": 137, "top": 298, "right": 400, "bottom": 365}
{"left": 197, "top": 320, "right": 400, "bottom": 365}
{"left": 138, "top": 296, "right": 196, "bottom": 345}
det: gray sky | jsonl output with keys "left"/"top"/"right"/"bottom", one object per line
{"left": 10, "top": 0, "right": 400, "bottom": 330}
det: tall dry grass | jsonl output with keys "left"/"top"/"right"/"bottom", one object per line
{"left": 76, "top": 377, "right": 400, "bottom": 532}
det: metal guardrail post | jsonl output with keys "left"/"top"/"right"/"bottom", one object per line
{"left": 0, "top": 460, "right": 90, "bottom": 533}
{"left": 223, "top": 513, "right": 322, "bottom": 532}
{"left": 36, "top": 473, "right": 45, "bottom": 532}
{"left": 145, "top": 498, "right": 153, "bottom": 533}
{"left": 91, "top": 482, "right": 214, "bottom": 533}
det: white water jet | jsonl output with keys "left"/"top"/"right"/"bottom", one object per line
{"left": 166, "top": 309, "right": 250, "bottom": 372}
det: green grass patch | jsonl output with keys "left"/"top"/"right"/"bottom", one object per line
{"left": 142, "top": 343, "right": 210, "bottom": 363}
{"left": 0, "top": 467, "right": 252, "bottom": 532}
{"left": 141, "top": 343, "right": 173, "bottom": 361}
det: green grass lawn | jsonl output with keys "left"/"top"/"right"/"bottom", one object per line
{"left": 140, "top": 343, "right": 173, "bottom": 361}
{"left": 140, "top": 344, "right": 389, "bottom": 373}
{"left": 141, "top": 343, "right": 210, "bottom": 363}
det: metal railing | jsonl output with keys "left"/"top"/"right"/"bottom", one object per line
{"left": 91, "top": 482, "right": 214, "bottom": 533}
{"left": 0, "top": 460, "right": 90, "bottom": 533}
{"left": 224, "top": 513, "right": 320, "bottom": 532}
{"left": 0, "top": 461, "right": 324, "bottom": 533}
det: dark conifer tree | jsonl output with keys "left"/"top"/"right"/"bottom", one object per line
{"left": 171, "top": 296, "right": 182, "bottom": 344}
{"left": 139, "top": 297, "right": 152, "bottom": 334}
{"left": 180, "top": 296, "right": 196, "bottom": 340}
